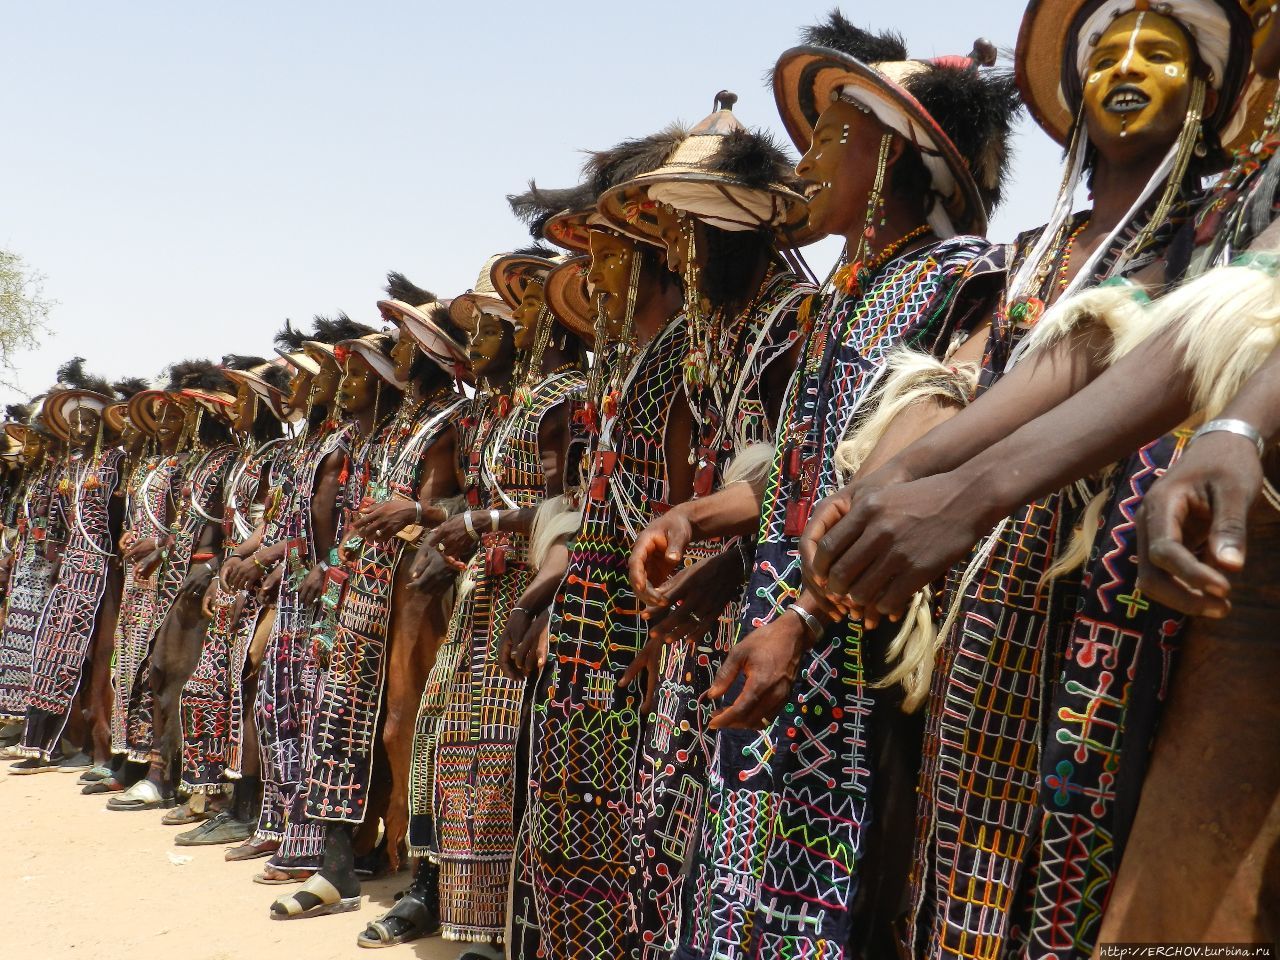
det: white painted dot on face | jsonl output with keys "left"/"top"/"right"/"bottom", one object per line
{"left": 1165, "top": 64, "right": 1182, "bottom": 77}
{"left": 1088, "top": 71, "right": 1104, "bottom": 84}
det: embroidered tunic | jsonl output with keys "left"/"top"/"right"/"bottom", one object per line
{"left": 904, "top": 204, "right": 1195, "bottom": 960}
{"left": 303, "top": 389, "right": 467, "bottom": 824}
{"left": 408, "top": 369, "right": 584, "bottom": 943}
{"left": 634, "top": 269, "right": 811, "bottom": 956}
{"left": 677, "top": 237, "right": 989, "bottom": 960}
{"left": 253, "top": 421, "right": 357, "bottom": 869}
{"left": 21, "top": 447, "right": 124, "bottom": 758}
{"left": 0, "top": 465, "right": 57, "bottom": 719}
{"left": 179, "top": 437, "right": 285, "bottom": 792}
{"left": 512, "top": 316, "right": 688, "bottom": 960}
{"left": 110, "top": 452, "right": 187, "bottom": 760}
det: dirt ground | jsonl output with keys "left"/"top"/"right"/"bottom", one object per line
{"left": 0, "top": 763, "right": 459, "bottom": 960}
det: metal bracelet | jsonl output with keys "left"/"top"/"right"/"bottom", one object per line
{"left": 489, "top": 509, "right": 500, "bottom": 532}
{"left": 414, "top": 501, "right": 423, "bottom": 525}
{"left": 791, "top": 603, "right": 826, "bottom": 645}
{"left": 1192, "top": 418, "right": 1265, "bottom": 458}
{"left": 462, "top": 511, "right": 479, "bottom": 540}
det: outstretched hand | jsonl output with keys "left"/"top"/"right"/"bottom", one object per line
{"left": 629, "top": 508, "right": 695, "bottom": 608}
{"left": 1137, "top": 431, "right": 1261, "bottom": 617}
{"left": 802, "top": 470, "right": 985, "bottom": 626}
{"left": 706, "top": 611, "right": 808, "bottom": 730}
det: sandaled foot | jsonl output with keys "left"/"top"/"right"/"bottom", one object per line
{"left": 457, "top": 945, "right": 504, "bottom": 960}
{"left": 253, "top": 866, "right": 314, "bottom": 885}
{"left": 355, "top": 887, "right": 440, "bottom": 948}
{"left": 9, "top": 758, "right": 59, "bottom": 775}
{"left": 353, "top": 841, "right": 390, "bottom": 881}
{"left": 0, "top": 720, "right": 21, "bottom": 744}
{"left": 175, "top": 810, "right": 253, "bottom": 846}
{"left": 106, "top": 778, "right": 173, "bottom": 810}
{"left": 77, "top": 764, "right": 113, "bottom": 784}
{"left": 82, "top": 776, "right": 126, "bottom": 795}
{"left": 225, "top": 837, "right": 279, "bottom": 861}
{"left": 161, "top": 800, "right": 207, "bottom": 826}
{"left": 56, "top": 752, "right": 93, "bottom": 772}
{"left": 270, "top": 874, "right": 361, "bottom": 920}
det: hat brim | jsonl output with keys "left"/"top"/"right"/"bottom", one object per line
{"left": 773, "top": 44, "right": 987, "bottom": 236}
{"left": 448, "top": 293, "right": 512, "bottom": 333}
{"left": 545, "top": 256, "right": 597, "bottom": 343}
{"left": 339, "top": 338, "right": 407, "bottom": 390}
{"left": 381, "top": 300, "right": 473, "bottom": 383}
{"left": 544, "top": 209, "right": 593, "bottom": 253}
{"left": 44, "top": 388, "right": 113, "bottom": 442}
{"left": 222, "top": 367, "right": 295, "bottom": 422}
{"left": 104, "top": 402, "right": 128, "bottom": 436}
{"left": 601, "top": 168, "right": 809, "bottom": 235}
{"left": 491, "top": 256, "right": 557, "bottom": 310}
{"left": 275, "top": 347, "right": 321, "bottom": 377}
{"left": 126, "top": 389, "right": 166, "bottom": 438}
{"left": 1016, "top": 0, "right": 1257, "bottom": 151}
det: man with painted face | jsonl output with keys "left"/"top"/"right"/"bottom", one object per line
{"left": 507, "top": 129, "right": 694, "bottom": 960}
{"left": 118, "top": 360, "right": 241, "bottom": 815}
{"left": 10, "top": 360, "right": 126, "bottom": 773}
{"left": 98, "top": 385, "right": 192, "bottom": 798}
{"left": 782, "top": 4, "right": 1256, "bottom": 956}
{"left": 247, "top": 313, "right": 373, "bottom": 883}
{"left": 0, "top": 404, "right": 58, "bottom": 746}
{"left": 587, "top": 92, "right": 817, "bottom": 953}
{"left": 171, "top": 355, "right": 289, "bottom": 845}
{"left": 614, "top": 14, "right": 1020, "bottom": 959}
{"left": 363, "top": 252, "right": 585, "bottom": 954}
{"left": 272, "top": 321, "right": 466, "bottom": 920}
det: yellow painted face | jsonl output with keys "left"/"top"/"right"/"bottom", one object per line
{"left": 21, "top": 433, "right": 45, "bottom": 466}
{"left": 155, "top": 399, "right": 185, "bottom": 450}
{"left": 796, "top": 98, "right": 889, "bottom": 238}
{"left": 1242, "top": 0, "right": 1280, "bottom": 76}
{"left": 308, "top": 356, "right": 340, "bottom": 410}
{"left": 120, "top": 419, "right": 145, "bottom": 454}
{"left": 284, "top": 368, "right": 313, "bottom": 412}
{"left": 68, "top": 405, "right": 101, "bottom": 449}
{"left": 653, "top": 205, "right": 693, "bottom": 277}
{"left": 231, "top": 381, "right": 257, "bottom": 434}
{"left": 467, "top": 312, "right": 515, "bottom": 379}
{"left": 1082, "top": 10, "right": 1194, "bottom": 153}
{"left": 391, "top": 332, "right": 417, "bottom": 383}
{"left": 586, "top": 230, "right": 639, "bottom": 338}
{"left": 336, "top": 355, "right": 377, "bottom": 414}
{"left": 512, "top": 278, "right": 547, "bottom": 352}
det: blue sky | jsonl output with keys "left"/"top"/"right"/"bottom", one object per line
{"left": 0, "top": 0, "right": 1065, "bottom": 404}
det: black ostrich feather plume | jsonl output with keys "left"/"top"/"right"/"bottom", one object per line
{"left": 582, "top": 124, "right": 688, "bottom": 196}
{"left": 274, "top": 320, "right": 309, "bottom": 352}
{"left": 164, "top": 359, "right": 228, "bottom": 394}
{"left": 112, "top": 377, "right": 150, "bottom": 400}
{"left": 799, "top": 10, "right": 906, "bottom": 63}
{"left": 384, "top": 272, "right": 437, "bottom": 306}
{"left": 311, "top": 312, "right": 376, "bottom": 344}
{"left": 5, "top": 403, "right": 31, "bottom": 423}
{"left": 507, "top": 181, "right": 599, "bottom": 241}
{"left": 221, "top": 353, "right": 270, "bottom": 372}
{"left": 511, "top": 243, "right": 558, "bottom": 260}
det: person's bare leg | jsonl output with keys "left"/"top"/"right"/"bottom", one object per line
{"left": 86, "top": 568, "right": 122, "bottom": 766}
{"left": 1100, "top": 625, "right": 1280, "bottom": 941}
{"left": 380, "top": 562, "right": 446, "bottom": 872}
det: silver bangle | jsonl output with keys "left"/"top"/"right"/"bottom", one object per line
{"left": 791, "top": 603, "right": 825, "bottom": 644}
{"left": 462, "top": 510, "right": 479, "bottom": 540}
{"left": 489, "top": 509, "right": 500, "bottom": 532}
{"left": 414, "top": 501, "right": 423, "bottom": 525}
{"left": 1192, "top": 418, "right": 1265, "bottom": 458}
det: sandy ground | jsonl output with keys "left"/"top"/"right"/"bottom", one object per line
{"left": 0, "top": 763, "right": 459, "bottom": 960}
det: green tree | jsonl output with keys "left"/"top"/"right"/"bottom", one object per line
{"left": 0, "top": 249, "right": 51, "bottom": 388}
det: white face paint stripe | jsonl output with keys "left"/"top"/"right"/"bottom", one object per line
{"left": 1119, "top": 11, "right": 1146, "bottom": 73}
